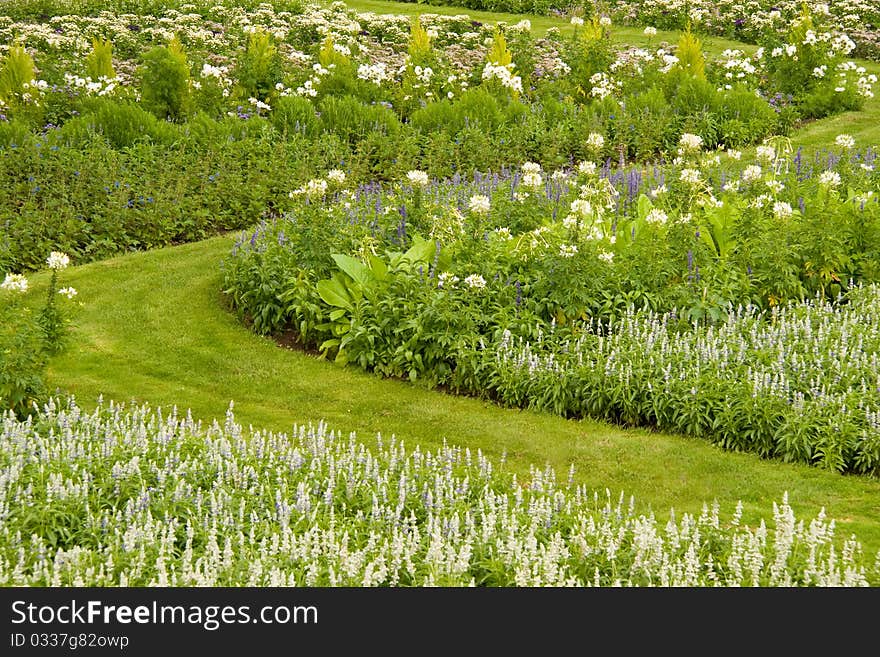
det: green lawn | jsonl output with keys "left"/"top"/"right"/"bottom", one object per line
{"left": 40, "top": 235, "right": 880, "bottom": 556}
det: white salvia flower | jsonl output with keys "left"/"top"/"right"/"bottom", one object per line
{"left": 586, "top": 133, "right": 605, "bottom": 151}
{"left": 818, "top": 170, "right": 841, "bottom": 188}
{"left": 464, "top": 274, "right": 486, "bottom": 290}
{"left": 598, "top": 250, "right": 614, "bottom": 263}
{"left": 58, "top": 287, "right": 78, "bottom": 299}
{"left": 327, "top": 169, "right": 346, "bottom": 184}
{"left": 645, "top": 208, "right": 668, "bottom": 225}
{"left": 678, "top": 133, "right": 703, "bottom": 153}
{"left": 680, "top": 168, "right": 701, "bottom": 185}
{"left": 468, "top": 194, "right": 491, "bottom": 215}
{"left": 742, "top": 165, "right": 763, "bottom": 183}
{"left": 47, "top": 251, "right": 70, "bottom": 270}
{"left": 1, "top": 273, "right": 28, "bottom": 293}
{"left": 407, "top": 170, "right": 430, "bottom": 187}
{"left": 644, "top": 26, "right": 657, "bottom": 37}
{"left": 773, "top": 201, "right": 793, "bottom": 220}
{"left": 835, "top": 134, "right": 856, "bottom": 149}
{"left": 437, "top": 272, "right": 459, "bottom": 288}
{"left": 570, "top": 17, "right": 584, "bottom": 26}
{"left": 559, "top": 244, "right": 578, "bottom": 258}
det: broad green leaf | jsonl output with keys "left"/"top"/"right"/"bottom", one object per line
{"left": 636, "top": 193, "right": 653, "bottom": 220}
{"left": 368, "top": 255, "right": 388, "bottom": 280}
{"left": 331, "top": 253, "right": 372, "bottom": 288}
{"left": 402, "top": 236, "right": 436, "bottom": 265}
{"left": 316, "top": 277, "right": 353, "bottom": 311}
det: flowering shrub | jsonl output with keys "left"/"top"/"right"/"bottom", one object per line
{"left": 1, "top": 396, "right": 877, "bottom": 586}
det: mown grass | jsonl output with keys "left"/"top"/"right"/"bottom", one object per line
{"left": 37, "top": 235, "right": 880, "bottom": 557}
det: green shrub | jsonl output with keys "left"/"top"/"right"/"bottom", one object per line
{"left": 139, "top": 35, "right": 192, "bottom": 121}
{"left": 85, "top": 37, "right": 116, "bottom": 81}
{"left": 0, "top": 42, "right": 35, "bottom": 104}
{"left": 234, "top": 28, "right": 284, "bottom": 102}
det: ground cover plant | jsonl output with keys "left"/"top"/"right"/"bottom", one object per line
{"left": 2, "top": 0, "right": 880, "bottom": 587}
{"left": 2, "top": 396, "right": 878, "bottom": 586}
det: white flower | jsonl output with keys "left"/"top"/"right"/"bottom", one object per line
{"left": 835, "top": 134, "right": 856, "bottom": 149}
{"left": 726, "top": 148, "right": 742, "bottom": 160}
{"left": 644, "top": 26, "right": 657, "bottom": 37}
{"left": 599, "top": 16, "right": 612, "bottom": 27}
{"left": 598, "top": 250, "right": 614, "bottom": 263}
{"left": 468, "top": 194, "right": 491, "bottom": 215}
{"left": 47, "top": 251, "right": 70, "bottom": 270}
{"left": 58, "top": 287, "right": 78, "bottom": 299}
{"left": 765, "top": 179, "right": 784, "bottom": 194}
{"left": 645, "top": 208, "right": 668, "bottom": 225}
{"left": 1, "top": 273, "right": 28, "bottom": 293}
{"left": 772, "top": 201, "right": 793, "bottom": 220}
{"left": 406, "top": 170, "right": 429, "bottom": 187}
{"left": 818, "top": 170, "right": 841, "bottom": 188}
{"left": 680, "top": 168, "right": 701, "bottom": 185}
{"left": 437, "top": 272, "right": 459, "bottom": 288}
{"left": 513, "top": 19, "right": 531, "bottom": 32}
{"left": 304, "top": 178, "right": 328, "bottom": 198}
{"left": 586, "top": 133, "right": 605, "bottom": 151}
{"left": 521, "top": 162, "right": 541, "bottom": 174}
{"left": 562, "top": 214, "right": 579, "bottom": 230}
{"left": 570, "top": 199, "right": 592, "bottom": 216}
{"left": 522, "top": 172, "right": 543, "bottom": 189}
{"left": 651, "top": 184, "right": 668, "bottom": 196}
{"left": 570, "top": 17, "right": 584, "bottom": 27}
{"left": 494, "top": 227, "right": 512, "bottom": 240}
{"left": 327, "top": 169, "right": 346, "bottom": 184}
{"left": 577, "top": 161, "right": 597, "bottom": 176}
{"left": 742, "top": 165, "right": 763, "bottom": 183}
{"left": 559, "top": 244, "right": 578, "bottom": 258}
{"left": 678, "top": 133, "right": 703, "bottom": 153}
{"left": 464, "top": 274, "right": 486, "bottom": 290}
{"left": 756, "top": 144, "right": 776, "bottom": 164}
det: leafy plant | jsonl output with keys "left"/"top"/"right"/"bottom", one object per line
{"left": 139, "top": 35, "right": 192, "bottom": 121}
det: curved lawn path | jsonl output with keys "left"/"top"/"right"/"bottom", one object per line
{"left": 42, "top": 235, "right": 880, "bottom": 555}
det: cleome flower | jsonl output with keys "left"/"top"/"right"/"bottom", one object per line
{"left": 468, "top": 194, "right": 491, "bottom": 215}
{"left": 406, "top": 170, "right": 430, "bottom": 187}
{"left": 834, "top": 134, "right": 855, "bottom": 149}
{"left": 1, "top": 273, "right": 28, "bottom": 293}
{"left": 47, "top": 251, "right": 70, "bottom": 270}
{"left": 464, "top": 273, "right": 486, "bottom": 290}
{"left": 818, "top": 170, "right": 841, "bottom": 188}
